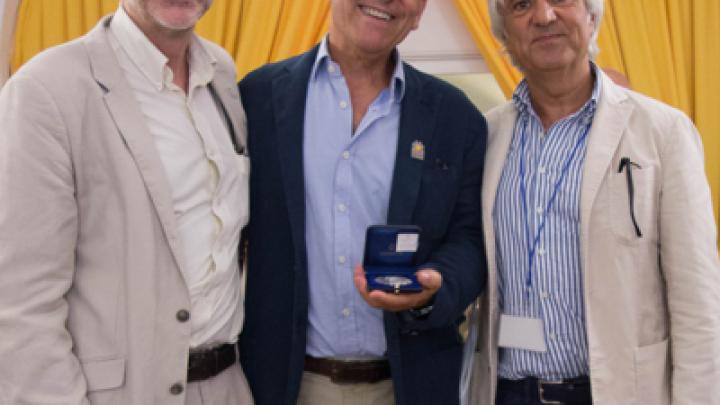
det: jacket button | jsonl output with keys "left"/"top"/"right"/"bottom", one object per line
{"left": 176, "top": 310, "right": 190, "bottom": 323}
{"left": 170, "top": 382, "right": 184, "bottom": 395}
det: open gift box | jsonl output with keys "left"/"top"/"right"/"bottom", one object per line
{"left": 363, "top": 225, "right": 423, "bottom": 293}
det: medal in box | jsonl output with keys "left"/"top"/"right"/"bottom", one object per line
{"left": 363, "top": 225, "right": 422, "bottom": 294}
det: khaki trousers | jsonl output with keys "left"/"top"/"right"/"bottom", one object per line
{"left": 185, "top": 362, "right": 254, "bottom": 405}
{"left": 297, "top": 371, "right": 395, "bottom": 405}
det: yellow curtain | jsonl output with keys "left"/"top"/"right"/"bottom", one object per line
{"left": 194, "top": 0, "right": 329, "bottom": 78}
{"left": 11, "top": 0, "right": 117, "bottom": 70}
{"left": 453, "top": 0, "right": 720, "bottom": 245}
{"left": 11, "top": 0, "right": 330, "bottom": 79}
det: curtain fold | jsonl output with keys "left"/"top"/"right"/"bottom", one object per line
{"left": 11, "top": 0, "right": 329, "bottom": 79}
{"left": 453, "top": 0, "right": 720, "bottom": 245}
{"left": 0, "top": 0, "right": 20, "bottom": 86}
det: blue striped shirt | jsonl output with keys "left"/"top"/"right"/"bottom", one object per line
{"left": 495, "top": 67, "right": 601, "bottom": 380}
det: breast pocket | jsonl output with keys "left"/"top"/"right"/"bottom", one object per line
{"left": 607, "top": 160, "right": 659, "bottom": 245}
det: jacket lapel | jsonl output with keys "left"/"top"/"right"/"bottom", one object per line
{"left": 579, "top": 73, "right": 632, "bottom": 243}
{"left": 83, "top": 17, "right": 185, "bottom": 273}
{"left": 482, "top": 104, "right": 517, "bottom": 323}
{"left": 387, "top": 66, "right": 439, "bottom": 224}
{"left": 271, "top": 49, "right": 318, "bottom": 261}
{"left": 483, "top": 105, "right": 516, "bottom": 232}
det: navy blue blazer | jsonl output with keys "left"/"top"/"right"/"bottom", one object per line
{"left": 238, "top": 46, "right": 488, "bottom": 405}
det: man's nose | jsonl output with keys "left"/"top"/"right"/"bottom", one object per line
{"left": 532, "top": 0, "right": 558, "bottom": 25}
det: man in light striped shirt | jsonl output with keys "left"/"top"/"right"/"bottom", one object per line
{"left": 464, "top": 0, "right": 720, "bottom": 404}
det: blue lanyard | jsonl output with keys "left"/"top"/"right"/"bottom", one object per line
{"left": 518, "top": 116, "right": 592, "bottom": 298}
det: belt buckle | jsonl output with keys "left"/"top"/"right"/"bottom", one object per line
{"left": 538, "top": 379, "right": 564, "bottom": 405}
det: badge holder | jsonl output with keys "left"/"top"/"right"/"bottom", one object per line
{"left": 363, "top": 225, "right": 423, "bottom": 294}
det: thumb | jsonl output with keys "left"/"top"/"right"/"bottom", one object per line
{"left": 416, "top": 269, "right": 442, "bottom": 290}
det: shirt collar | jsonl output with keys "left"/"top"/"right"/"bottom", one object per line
{"left": 512, "top": 62, "right": 602, "bottom": 120}
{"left": 110, "top": 5, "right": 216, "bottom": 91}
{"left": 310, "top": 36, "right": 406, "bottom": 103}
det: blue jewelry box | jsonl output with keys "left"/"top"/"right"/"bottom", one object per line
{"left": 363, "top": 225, "right": 422, "bottom": 293}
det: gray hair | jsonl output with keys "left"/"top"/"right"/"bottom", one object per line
{"left": 488, "top": 0, "right": 604, "bottom": 60}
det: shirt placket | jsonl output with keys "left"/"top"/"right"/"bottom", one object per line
{"left": 536, "top": 124, "right": 561, "bottom": 353}
{"left": 329, "top": 70, "right": 357, "bottom": 354}
{"left": 185, "top": 90, "right": 224, "bottom": 304}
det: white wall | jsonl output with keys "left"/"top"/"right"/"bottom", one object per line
{"left": 398, "top": 0, "right": 487, "bottom": 75}
{"left": 398, "top": 1, "right": 507, "bottom": 111}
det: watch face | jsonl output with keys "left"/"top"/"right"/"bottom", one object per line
{"left": 374, "top": 275, "right": 412, "bottom": 288}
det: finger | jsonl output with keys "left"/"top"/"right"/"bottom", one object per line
{"left": 366, "top": 289, "right": 434, "bottom": 312}
{"left": 353, "top": 265, "right": 370, "bottom": 299}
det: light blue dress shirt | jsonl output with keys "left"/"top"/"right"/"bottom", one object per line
{"left": 494, "top": 65, "right": 601, "bottom": 379}
{"left": 304, "top": 38, "right": 406, "bottom": 358}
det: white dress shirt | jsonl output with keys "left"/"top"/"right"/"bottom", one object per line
{"left": 109, "top": 6, "right": 249, "bottom": 348}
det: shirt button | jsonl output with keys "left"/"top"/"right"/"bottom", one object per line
{"left": 337, "top": 203, "right": 347, "bottom": 212}
{"left": 338, "top": 256, "right": 347, "bottom": 264}
{"left": 339, "top": 101, "right": 348, "bottom": 109}
{"left": 176, "top": 310, "right": 190, "bottom": 323}
{"left": 549, "top": 333, "right": 557, "bottom": 341}
{"left": 328, "top": 64, "right": 336, "bottom": 73}
{"left": 538, "top": 166, "right": 546, "bottom": 174}
{"left": 537, "top": 247, "right": 546, "bottom": 256}
{"left": 540, "top": 291, "right": 549, "bottom": 299}
{"left": 536, "top": 207, "right": 544, "bottom": 215}
{"left": 342, "top": 308, "right": 351, "bottom": 317}
{"left": 170, "top": 383, "right": 184, "bottom": 395}
{"left": 342, "top": 151, "right": 351, "bottom": 160}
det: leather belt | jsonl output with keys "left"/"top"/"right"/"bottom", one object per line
{"left": 187, "top": 343, "right": 236, "bottom": 383}
{"left": 304, "top": 355, "right": 391, "bottom": 384}
{"left": 497, "top": 376, "right": 592, "bottom": 405}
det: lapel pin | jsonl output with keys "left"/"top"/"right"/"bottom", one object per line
{"left": 411, "top": 140, "right": 425, "bottom": 161}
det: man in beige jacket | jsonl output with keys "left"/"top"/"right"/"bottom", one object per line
{"left": 0, "top": 1, "right": 253, "bottom": 404}
{"left": 463, "top": 0, "right": 720, "bottom": 404}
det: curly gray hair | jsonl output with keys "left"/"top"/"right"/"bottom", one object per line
{"left": 487, "top": 0, "right": 604, "bottom": 60}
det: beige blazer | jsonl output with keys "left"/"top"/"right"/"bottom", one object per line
{"left": 463, "top": 71, "right": 720, "bottom": 405}
{"left": 0, "top": 17, "right": 247, "bottom": 405}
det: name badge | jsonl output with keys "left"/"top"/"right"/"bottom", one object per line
{"left": 498, "top": 315, "right": 547, "bottom": 352}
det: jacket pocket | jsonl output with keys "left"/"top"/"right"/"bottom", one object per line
{"left": 81, "top": 357, "right": 126, "bottom": 392}
{"left": 607, "top": 161, "right": 659, "bottom": 245}
{"left": 634, "top": 339, "right": 670, "bottom": 405}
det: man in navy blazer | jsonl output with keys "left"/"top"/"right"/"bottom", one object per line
{"left": 238, "top": 1, "right": 487, "bottom": 404}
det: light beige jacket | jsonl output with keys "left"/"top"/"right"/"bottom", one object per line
{"left": 463, "top": 71, "right": 720, "bottom": 405}
{"left": 0, "top": 17, "right": 247, "bottom": 405}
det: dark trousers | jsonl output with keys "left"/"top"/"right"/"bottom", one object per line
{"left": 495, "top": 377, "right": 592, "bottom": 405}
